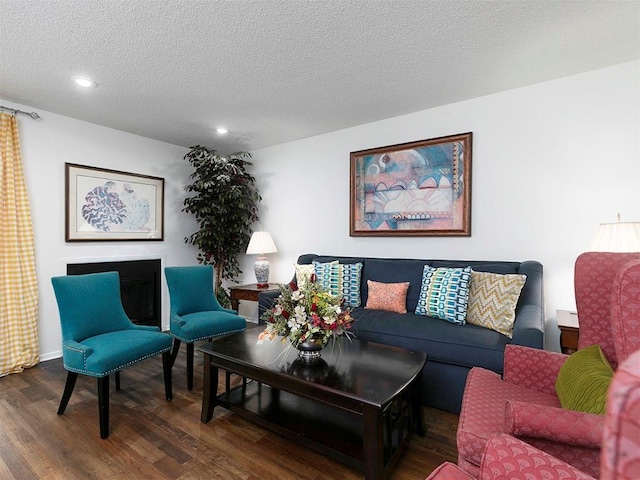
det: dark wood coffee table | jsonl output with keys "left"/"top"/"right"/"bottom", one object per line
{"left": 199, "top": 328, "right": 426, "bottom": 480}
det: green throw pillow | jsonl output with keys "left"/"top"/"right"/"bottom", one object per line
{"left": 555, "top": 344, "right": 614, "bottom": 415}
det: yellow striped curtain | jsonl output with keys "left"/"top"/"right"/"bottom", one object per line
{"left": 0, "top": 112, "right": 39, "bottom": 376}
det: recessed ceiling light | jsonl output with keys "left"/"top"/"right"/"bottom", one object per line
{"left": 216, "top": 128, "right": 228, "bottom": 134}
{"left": 71, "top": 76, "right": 96, "bottom": 88}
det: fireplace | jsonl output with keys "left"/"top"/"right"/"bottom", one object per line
{"left": 67, "top": 259, "right": 161, "bottom": 328}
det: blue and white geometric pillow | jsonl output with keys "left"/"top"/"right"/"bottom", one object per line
{"left": 313, "top": 261, "right": 363, "bottom": 307}
{"left": 338, "top": 262, "right": 363, "bottom": 307}
{"left": 415, "top": 265, "right": 472, "bottom": 324}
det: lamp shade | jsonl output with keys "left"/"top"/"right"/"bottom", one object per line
{"left": 588, "top": 221, "right": 640, "bottom": 252}
{"left": 246, "top": 231, "right": 277, "bottom": 255}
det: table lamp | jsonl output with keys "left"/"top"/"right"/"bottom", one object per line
{"left": 588, "top": 214, "right": 640, "bottom": 252}
{"left": 246, "top": 231, "right": 278, "bottom": 287}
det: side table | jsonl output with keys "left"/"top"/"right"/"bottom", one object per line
{"left": 229, "top": 283, "right": 280, "bottom": 315}
{"left": 557, "top": 310, "right": 579, "bottom": 355}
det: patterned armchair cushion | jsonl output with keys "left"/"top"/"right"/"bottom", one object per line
{"left": 457, "top": 366, "right": 562, "bottom": 472}
{"left": 425, "top": 462, "right": 475, "bottom": 480}
{"left": 364, "top": 280, "right": 410, "bottom": 313}
{"left": 555, "top": 344, "right": 614, "bottom": 415}
{"left": 611, "top": 258, "right": 640, "bottom": 362}
{"left": 457, "top": 366, "right": 602, "bottom": 478}
{"left": 574, "top": 252, "right": 640, "bottom": 369}
{"left": 466, "top": 270, "right": 526, "bottom": 338}
{"left": 600, "top": 349, "right": 640, "bottom": 480}
{"left": 415, "top": 265, "right": 471, "bottom": 324}
{"left": 504, "top": 400, "right": 603, "bottom": 448}
{"left": 503, "top": 344, "right": 568, "bottom": 394}
{"left": 479, "top": 434, "right": 596, "bottom": 480}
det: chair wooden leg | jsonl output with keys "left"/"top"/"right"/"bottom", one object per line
{"left": 187, "top": 342, "right": 194, "bottom": 390}
{"left": 162, "top": 351, "right": 173, "bottom": 401}
{"left": 98, "top": 376, "right": 110, "bottom": 439}
{"left": 115, "top": 371, "right": 121, "bottom": 391}
{"left": 169, "top": 338, "right": 181, "bottom": 367}
{"left": 57, "top": 372, "right": 79, "bottom": 415}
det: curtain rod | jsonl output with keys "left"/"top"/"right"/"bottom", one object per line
{"left": 0, "top": 105, "right": 41, "bottom": 119}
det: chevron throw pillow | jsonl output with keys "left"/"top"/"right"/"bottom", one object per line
{"left": 466, "top": 270, "right": 527, "bottom": 338}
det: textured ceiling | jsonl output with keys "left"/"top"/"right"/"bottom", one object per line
{"left": 1, "top": 0, "right": 638, "bottom": 153}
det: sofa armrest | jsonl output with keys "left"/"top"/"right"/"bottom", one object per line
{"left": 480, "top": 434, "right": 596, "bottom": 479}
{"left": 511, "top": 304, "right": 545, "bottom": 348}
{"left": 258, "top": 289, "right": 281, "bottom": 325}
{"left": 503, "top": 344, "right": 568, "bottom": 394}
{"left": 511, "top": 261, "right": 545, "bottom": 349}
{"left": 505, "top": 401, "right": 603, "bottom": 448}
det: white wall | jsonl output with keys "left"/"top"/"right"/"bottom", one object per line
{"left": 243, "top": 61, "right": 640, "bottom": 352}
{"left": 0, "top": 100, "right": 196, "bottom": 360}
{"left": 2, "top": 61, "right": 638, "bottom": 359}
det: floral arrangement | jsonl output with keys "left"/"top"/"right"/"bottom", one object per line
{"left": 259, "top": 274, "right": 354, "bottom": 348}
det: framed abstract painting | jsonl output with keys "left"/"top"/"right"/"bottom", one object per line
{"left": 65, "top": 163, "right": 164, "bottom": 241}
{"left": 350, "top": 132, "right": 472, "bottom": 237}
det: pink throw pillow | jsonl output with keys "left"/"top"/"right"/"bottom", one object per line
{"left": 365, "top": 280, "right": 410, "bottom": 313}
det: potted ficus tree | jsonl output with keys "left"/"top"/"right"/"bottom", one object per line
{"left": 182, "top": 146, "right": 261, "bottom": 306}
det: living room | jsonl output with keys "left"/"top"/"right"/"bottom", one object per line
{"left": 1, "top": 1, "right": 639, "bottom": 479}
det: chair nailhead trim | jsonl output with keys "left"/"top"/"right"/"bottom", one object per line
{"left": 172, "top": 327, "right": 246, "bottom": 343}
{"left": 63, "top": 346, "right": 171, "bottom": 377}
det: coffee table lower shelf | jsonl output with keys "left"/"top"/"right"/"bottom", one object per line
{"left": 210, "top": 380, "right": 418, "bottom": 479}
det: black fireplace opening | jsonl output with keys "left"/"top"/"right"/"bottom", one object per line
{"left": 67, "top": 259, "right": 162, "bottom": 328}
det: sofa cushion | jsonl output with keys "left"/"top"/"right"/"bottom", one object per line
{"left": 466, "top": 270, "right": 527, "bottom": 338}
{"left": 365, "top": 280, "right": 410, "bottom": 313}
{"left": 415, "top": 266, "right": 471, "bottom": 324}
{"left": 351, "top": 308, "right": 509, "bottom": 372}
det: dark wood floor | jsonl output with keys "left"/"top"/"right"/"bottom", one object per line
{"left": 0, "top": 344, "right": 458, "bottom": 480}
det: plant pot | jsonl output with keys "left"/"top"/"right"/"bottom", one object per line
{"left": 296, "top": 335, "right": 323, "bottom": 362}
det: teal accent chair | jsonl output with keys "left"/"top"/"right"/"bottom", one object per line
{"left": 165, "top": 266, "right": 246, "bottom": 390}
{"left": 51, "top": 271, "right": 173, "bottom": 439}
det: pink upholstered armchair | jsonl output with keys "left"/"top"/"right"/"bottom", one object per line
{"left": 426, "top": 347, "right": 640, "bottom": 480}
{"left": 455, "top": 252, "right": 640, "bottom": 478}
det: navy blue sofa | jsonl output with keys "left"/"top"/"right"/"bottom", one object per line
{"left": 258, "top": 253, "right": 545, "bottom": 414}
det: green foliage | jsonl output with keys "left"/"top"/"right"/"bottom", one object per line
{"left": 216, "top": 286, "right": 232, "bottom": 309}
{"left": 182, "top": 146, "right": 261, "bottom": 292}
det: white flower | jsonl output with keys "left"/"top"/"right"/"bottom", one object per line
{"left": 334, "top": 305, "right": 341, "bottom": 314}
{"left": 291, "top": 290, "right": 304, "bottom": 301}
{"left": 294, "top": 305, "right": 307, "bottom": 323}
{"left": 323, "top": 316, "right": 336, "bottom": 325}
{"left": 274, "top": 304, "right": 283, "bottom": 315}
{"left": 287, "top": 318, "right": 299, "bottom": 331}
